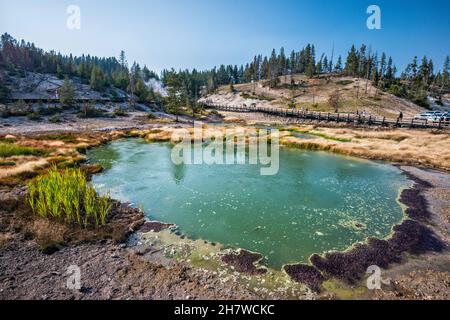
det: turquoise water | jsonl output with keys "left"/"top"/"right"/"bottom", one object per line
{"left": 88, "top": 139, "right": 410, "bottom": 269}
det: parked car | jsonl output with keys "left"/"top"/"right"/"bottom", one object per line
{"left": 439, "top": 112, "right": 450, "bottom": 122}
{"left": 414, "top": 111, "right": 444, "bottom": 121}
{"left": 442, "top": 112, "right": 450, "bottom": 122}
{"left": 429, "top": 112, "right": 450, "bottom": 123}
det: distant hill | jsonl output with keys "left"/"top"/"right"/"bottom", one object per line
{"left": 204, "top": 74, "right": 431, "bottom": 119}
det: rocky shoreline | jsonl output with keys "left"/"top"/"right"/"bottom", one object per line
{"left": 283, "top": 167, "right": 448, "bottom": 291}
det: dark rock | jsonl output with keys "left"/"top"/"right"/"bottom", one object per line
{"left": 221, "top": 250, "right": 267, "bottom": 275}
{"left": 283, "top": 264, "right": 324, "bottom": 292}
{"left": 140, "top": 221, "right": 173, "bottom": 233}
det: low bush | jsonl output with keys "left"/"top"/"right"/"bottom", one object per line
{"left": 113, "top": 108, "right": 128, "bottom": 117}
{"left": 48, "top": 114, "right": 61, "bottom": 123}
{"left": 336, "top": 80, "right": 354, "bottom": 86}
{"left": 35, "top": 134, "right": 78, "bottom": 144}
{"left": 240, "top": 92, "right": 275, "bottom": 101}
{"left": 28, "top": 167, "right": 112, "bottom": 228}
{"left": 0, "top": 161, "right": 16, "bottom": 166}
{"left": 387, "top": 84, "right": 408, "bottom": 98}
{"left": 75, "top": 146, "right": 88, "bottom": 154}
{"left": 0, "top": 137, "right": 16, "bottom": 143}
{"left": 147, "top": 112, "right": 157, "bottom": 119}
{"left": 77, "top": 106, "right": 106, "bottom": 118}
{"left": 27, "top": 112, "right": 42, "bottom": 121}
{"left": 410, "top": 92, "right": 430, "bottom": 109}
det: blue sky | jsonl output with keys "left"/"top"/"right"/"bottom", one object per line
{"left": 0, "top": 0, "right": 449, "bottom": 74}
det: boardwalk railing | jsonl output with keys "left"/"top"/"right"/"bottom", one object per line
{"left": 201, "top": 102, "right": 449, "bottom": 130}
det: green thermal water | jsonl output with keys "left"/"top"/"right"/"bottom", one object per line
{"left": 88, "top": 138, "right": 410, "bottom": 269}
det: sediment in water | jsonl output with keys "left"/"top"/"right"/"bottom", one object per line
{"left": 284, "top": 168, "right": 446, "bottom": 290}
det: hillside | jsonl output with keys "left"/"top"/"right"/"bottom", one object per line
{"left": 6, "top": 72, "right": 128, "bottom": 102}
{"left": 202, "top": 74, "right": 430, "bottom": 119}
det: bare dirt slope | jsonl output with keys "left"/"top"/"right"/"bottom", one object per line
{"left": 203, "top": 74, "right": 426, "bottom": 119}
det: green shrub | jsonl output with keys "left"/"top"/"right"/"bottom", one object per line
{"left": 77, "top": 107, "right": 105, "bottom": 118}
{"left": 0, "top": 143, "right": 47, "bottom": 157}
{"left": 411, "top": 92, "right": 430, "bottom": 108}
{"left": 336, "top": 80, "right": 354, "bottom": 86}
{"left": 387, "top": 84, "right": 407, "bottom": 98}
{"left": 0, "top": 137, "right": 16, "bottom": 143}
{"left": 113, "top": 108, "right": 128, "bottom": 117}
{"left": 0, "top": 161, "right": 16, "bottom": 166}
{"left": 35, "top": 134, "right": 78, "bottom": 144}
{"left": 28, "top": 167, "right": 112, "bottom": 228}
{"left": 48, "top": 114, "right": 61, "bottom": 123}
{"left": 5, "top": 100, "right": 29, "bottom": 117}
{"left": 37, "top": 104, "right": 61, "bottom": 116}
{"left": 27, "top": 112, "right": 42, "bottom": 121}
{"left": 75, "top": 146, "right": 87, "bottom": 154}
{"left": 240, "top": 92, "right": 275, "bottom": 101}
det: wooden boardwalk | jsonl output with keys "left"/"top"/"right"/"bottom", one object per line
{"left": 201, "top": 102, "right": 449, "bottom": 130}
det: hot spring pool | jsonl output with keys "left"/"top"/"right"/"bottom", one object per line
{"left": 88, "top": 138, "right": 411, "bottom": 269}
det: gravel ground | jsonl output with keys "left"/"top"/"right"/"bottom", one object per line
{"left": 0, "top": 234, "right": 271, "bottom": 300}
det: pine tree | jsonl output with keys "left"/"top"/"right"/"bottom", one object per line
{"left": 323, "top": 56, "right": 328, "bottom": 74}
{"left": 90, "top": 66, "right": 106, "bottom": 92}
{"left": 279, "top": 47, "right": 287, "bottom": 76}
{"left": 427, "top": 59, "right": 434, "bottom": 85}
{"left": 334, "top": 56, "right": 343, "bottom": 72}
{"left": 345, "top": 45, "right": 359, "bottom": 76}
{"left": 269, "top": 49, "right": 279, "bottom": 87}
{"left": 385, "top": 57, "right": 394, "bottom": 82}
{"left": 290, "top": 50, "right": 296, "bottom": 74}
{"left": 165, "top": 70, "right": 182, "bottom": 121}
{"left": 419, "top": 56, "right": 430, "bottom": 87}
{"left": 411, "top": 56, "right": 418, "bottom": 80}
{"left": 142, "top": 66, "right": 152, "bottom": 82}
{"left": 442, "top": 56, "right": 449, "bottom": 90}
{"left": 0, "top": 70, "right": 10, "bottom": 102}
{"left": 315, "top": 55, "right": 323, "bottom": 74}
{"left": 119, "top": 50, "right": 127, "bottom": 69}
{"left": 59, "top": 76, "right": 76, "bottom": 107}
{"left": 306, "top": 59, "right": 315, "bottom": 78}
{"left": 379, "top": 53, "right": 387, "bottom": 79}
{"left": 56, "top": 64, "right": 63, "bottom": 79}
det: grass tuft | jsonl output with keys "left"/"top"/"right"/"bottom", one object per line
{"left": 28, "top": 167, "right": 112, "bottom": 228}
{"left": 0, "top": 143, "right": 48, "bottom": 158}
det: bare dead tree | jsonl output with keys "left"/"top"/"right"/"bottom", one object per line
{"left": 328, "top": 89, "right": 341, "bottom": 113}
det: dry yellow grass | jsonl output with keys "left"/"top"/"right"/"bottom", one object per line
{"left": 0, "top": 158, "right": 48, "bottom": 179}
{"left": 134, "top": 125, "right": 450, "bottom": 171}
{"left": 1, "top": 125, "right": 448, "bottom": 184}
{"left": 281, "top": 126, "right": 450, "bottom": 171}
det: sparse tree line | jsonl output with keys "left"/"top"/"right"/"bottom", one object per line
{"left": 162, "top": 44, "right": 449, "bottom": 109}
{"left": 1, "top": 32, "right": 448, "bottom": 111}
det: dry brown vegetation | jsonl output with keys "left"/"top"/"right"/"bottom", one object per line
{"left": 214, "top": 74, "right": 426, "bottom": 118}
{"left": 1, "top": 124, "right": 448, "bottom": 188}
{"left": 126, "top": 125, "right": 450, "bottom": 171}
{"left": 131, "top": 125, "right": 450, "bottom": 171}
{"left": 281, "top": 126, "right": 450, "bottom": 171}
{"left": 0, "top": 132, "right": 114, "bottom": 184}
